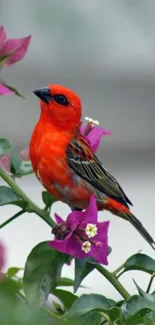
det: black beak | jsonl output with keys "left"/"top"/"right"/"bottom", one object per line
{"left": 33, "top": 87, "right": 51, "bottom": 104}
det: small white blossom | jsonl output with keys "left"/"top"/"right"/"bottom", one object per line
{"left": 85, "top": 223, "right": 98, "bottom": 238}
{"left": 84, "top": 116, "right": 100, "bottom": 125}
{"left": 81, "top": 241, "right": 91, "bottom": 253}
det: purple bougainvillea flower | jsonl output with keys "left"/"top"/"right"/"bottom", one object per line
{"left": 0, "top": 25, "right": 31, "bottom": 67}
{"left": 0, "top": 242, "right": 5, "bottom": 281}
{"left": 81, "top": 118, "right": 111, "bottom": 153}
{"left": 0, "top": 83, "right": 14, "bottom": 95}
{"left": 49, "top": 195, "right": 110, "bottom": 265}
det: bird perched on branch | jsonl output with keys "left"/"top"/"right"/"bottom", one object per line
{"left": 30, "top": 84, "right": 155, "bottom": 249}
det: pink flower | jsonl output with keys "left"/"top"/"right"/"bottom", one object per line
{"left": 0, "top": 242, "right": 5, "bottom": 281}
{"left": 0, "top": 26, "right": 6, "bottom": 43}
{"left": 81, "top": 120, "right": 111, "bottom": 153}
{"left": 0, "top": 25, "right": 31, "bottom": 67}
{"left": 0, "top": 153, "right": 11, "bottom": 174}
{"left": 49, "top": 195, "right": 110, "bottom": 265}
{"left": 20, "top": 147, "right": 29, "bottom": 160}
{"left": 0, "top": 83, "right": 14, "bottom": 95}
{"left": 0, "top": 147, "right": 30, "bottom": 174}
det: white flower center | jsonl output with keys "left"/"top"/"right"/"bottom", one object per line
{"left": 85, "top": 223, "right": 98, "bottom": 238}
{"left": 84, "top": 116, "right": 100, "bottom": 125}
{"left": 81, "top": 241, "right": 91, "bottom": 253}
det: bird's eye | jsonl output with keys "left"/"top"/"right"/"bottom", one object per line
{"left": 52, "top": 94, "right": 69, "bottom": 106}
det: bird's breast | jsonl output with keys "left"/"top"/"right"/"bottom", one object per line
{"left": 30, "top": 121, "right": 73, "bottom": 184}
{"left": 29, "top": 121, "right": 101, "bottom": 206}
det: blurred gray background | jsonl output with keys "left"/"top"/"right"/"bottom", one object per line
{"left": 0, "top": 0, "right": 155, "bottom": 299}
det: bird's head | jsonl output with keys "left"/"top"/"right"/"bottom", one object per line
{"left": 33, "top": 84, "right": 82, "bottom": 129}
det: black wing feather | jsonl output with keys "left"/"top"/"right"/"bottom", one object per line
{"left": 67, "top": 138, "right": 133, "bottom": 207}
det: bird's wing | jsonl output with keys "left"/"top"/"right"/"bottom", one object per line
{"left": 66, "top": 135, "right": 132, "bottom": 207}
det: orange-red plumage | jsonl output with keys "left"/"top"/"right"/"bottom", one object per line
{"left": 30, "top": 84, "right": 155, "bottom": 249}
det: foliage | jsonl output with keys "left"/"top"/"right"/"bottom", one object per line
{"left": 0, "top": 24, "right": 155, "bottom": 325}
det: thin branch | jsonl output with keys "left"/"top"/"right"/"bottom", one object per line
{"left": 0, "top": 209, "right": 25, "bottom": 229}
{"left": 0, "top": 167, "right": 55, "bottom": 228}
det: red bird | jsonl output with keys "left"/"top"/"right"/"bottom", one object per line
{"left": 30, "top": 84, "right": 155, "bottom": 249}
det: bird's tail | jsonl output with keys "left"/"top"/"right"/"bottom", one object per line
{"left": 120, "top": 211, "right": 155, "bottom": 250}
{"left": 102, "top": 198, "right": 154, "bottom": 249}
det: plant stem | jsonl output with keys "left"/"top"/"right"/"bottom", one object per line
{"left": 0, "top": 209, "right": 25, "bottom": 229}
{"left": 96, "top": 265, "right": 130, "bottom": 300}
{"left": 112, "top": 262, "right": 125, "bottom": 277}
{"left": 113, "top": 249, "right": 142, "bottom": 277}
{"left": 146, "top": 272, "right": 155, "bottom": 293}
{"left": 0, "top": 167, "right": 55, "bottom": 228}
{"left": 100, "top": 312, "right": 113, "bottom": 325}
{"left": 0, "top": 167, "right": 131, "bottom": 302}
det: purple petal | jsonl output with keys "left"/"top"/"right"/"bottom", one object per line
{"left": 49, "top": 220, "right": 110, "bottom": 264}
{"left": 49, "top": 231, "right": 73, "bottom": 254}
{"left": 67, "top": 235, "right": 93, "bottom": 259}
{"left": 91, "top": 221, "right": 110, "bottom": 264}
{"left": 0, "top": 83, "right": 14, "bottom": 95}
{"left": 20, "top": 147, "right": 30, "bottom": 160}
{"left": 80, "top": 195, "right": 98, "bottom": 227}
{"left": 0, "top": 153, "right": 11, "bottom": 174}
{"left": 80, "top": 125, "right": 86, "bottom": 135}
{"left": 0, "top": 242, "right": 5, "bottom": 280}
{"left": 66, "top": 195, "right": 98, "bottom": 230}
{"left": 95, "top": 221, "right": 110, "bottom": 243}
{"left": 0, "top": 243, "right": 5, "bottom": 269}
{"left": 49, "top": 234, "right": 91, "bottom": 260}
{"left": 66, "top": 209, "right": 84, "bottom": 231}
{"left": 87, "top": 127, "right": 111, "bottom": 153}
{"left": 0, "top": 26, "right": 7, "bottom": 46}
{"left": 80, "top": 125, "right": 92, "bottom": 144}
{"left": 65, "top": 229, "right": 109, "bottom": 262}
{"left": 54, "top": 213, "right": 64, "bottom": 225}
{"left": 0, "top": 35, "right": 31, "bottom": 66}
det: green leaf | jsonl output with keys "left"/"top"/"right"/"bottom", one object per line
{"left": 144, "top": 312, "right": 155, "bottom": 325}
{"left": 115, "top": 300, "right": 124, "bottom": 307}
{"left": 120, "top": 254, "right": 155, "bottom": 277}
{"left": 11, "top": 200, "right": 28, "bottom": 209}
{"left": 133, "top": 279, "right": 155, "bottom": 302}
{"left": 53, "top": 289, "right": 78, "bottom": 311}
{"left": 18, "top": 160, "right": 33, "bottom": 176}
{"left": 57, "top": 277, "right": 86, "bottom": 290}
{"left": 0, "top": 294, "right": 59, "bottom": 325}
{"left": 74, "top": 257, "right": 97, "bottom": 293}
{"left": 0, "top": 277, "right": 21, "bottom": 297}
{"left": 0, "top": 186, "right": 21, "bottom": 205}
{"left": 0, "top": 138, "right": 12, "bottom": 158}
{"left": 57, "top": 277, "right": 75, "bottom": 287}
{"left": 74, "top": 246, "right": 111, "bottom": 293}
{"left": 10, "top": 150, "right": 22, "bottom": 175}
{"left": 121, "top": 295, "right": 155, "bottom": 325}
{"left": 42, "top": 191, "right": 57, "bottom": 208}
{"left": 0, "top": 186, "right": 27, "bottom": 208}
{"left": 66, "top": 311, "right": 102, "bottom": 325}
{"left": 0, "top": 54, "right": 11, "bottom": 64}
{"left": 2, "top": 82, "right": 25, "bottom": 99}
{"left": 10, "top": 151, "right": 33, "bottom": 177}
{"left": 108, "top": 246, "right": 112, "bottom": 255}
{"left": 23, "top": 242, "right": 69, "bottom": 305}
{"left": 64, "top": 293, "right": 120, "bottom": 321}
{"left": 7, "top": 267, "right": 21, "bottom": 278}
{"left": 43, "top": 307, "right": 69, "bottom": 325}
